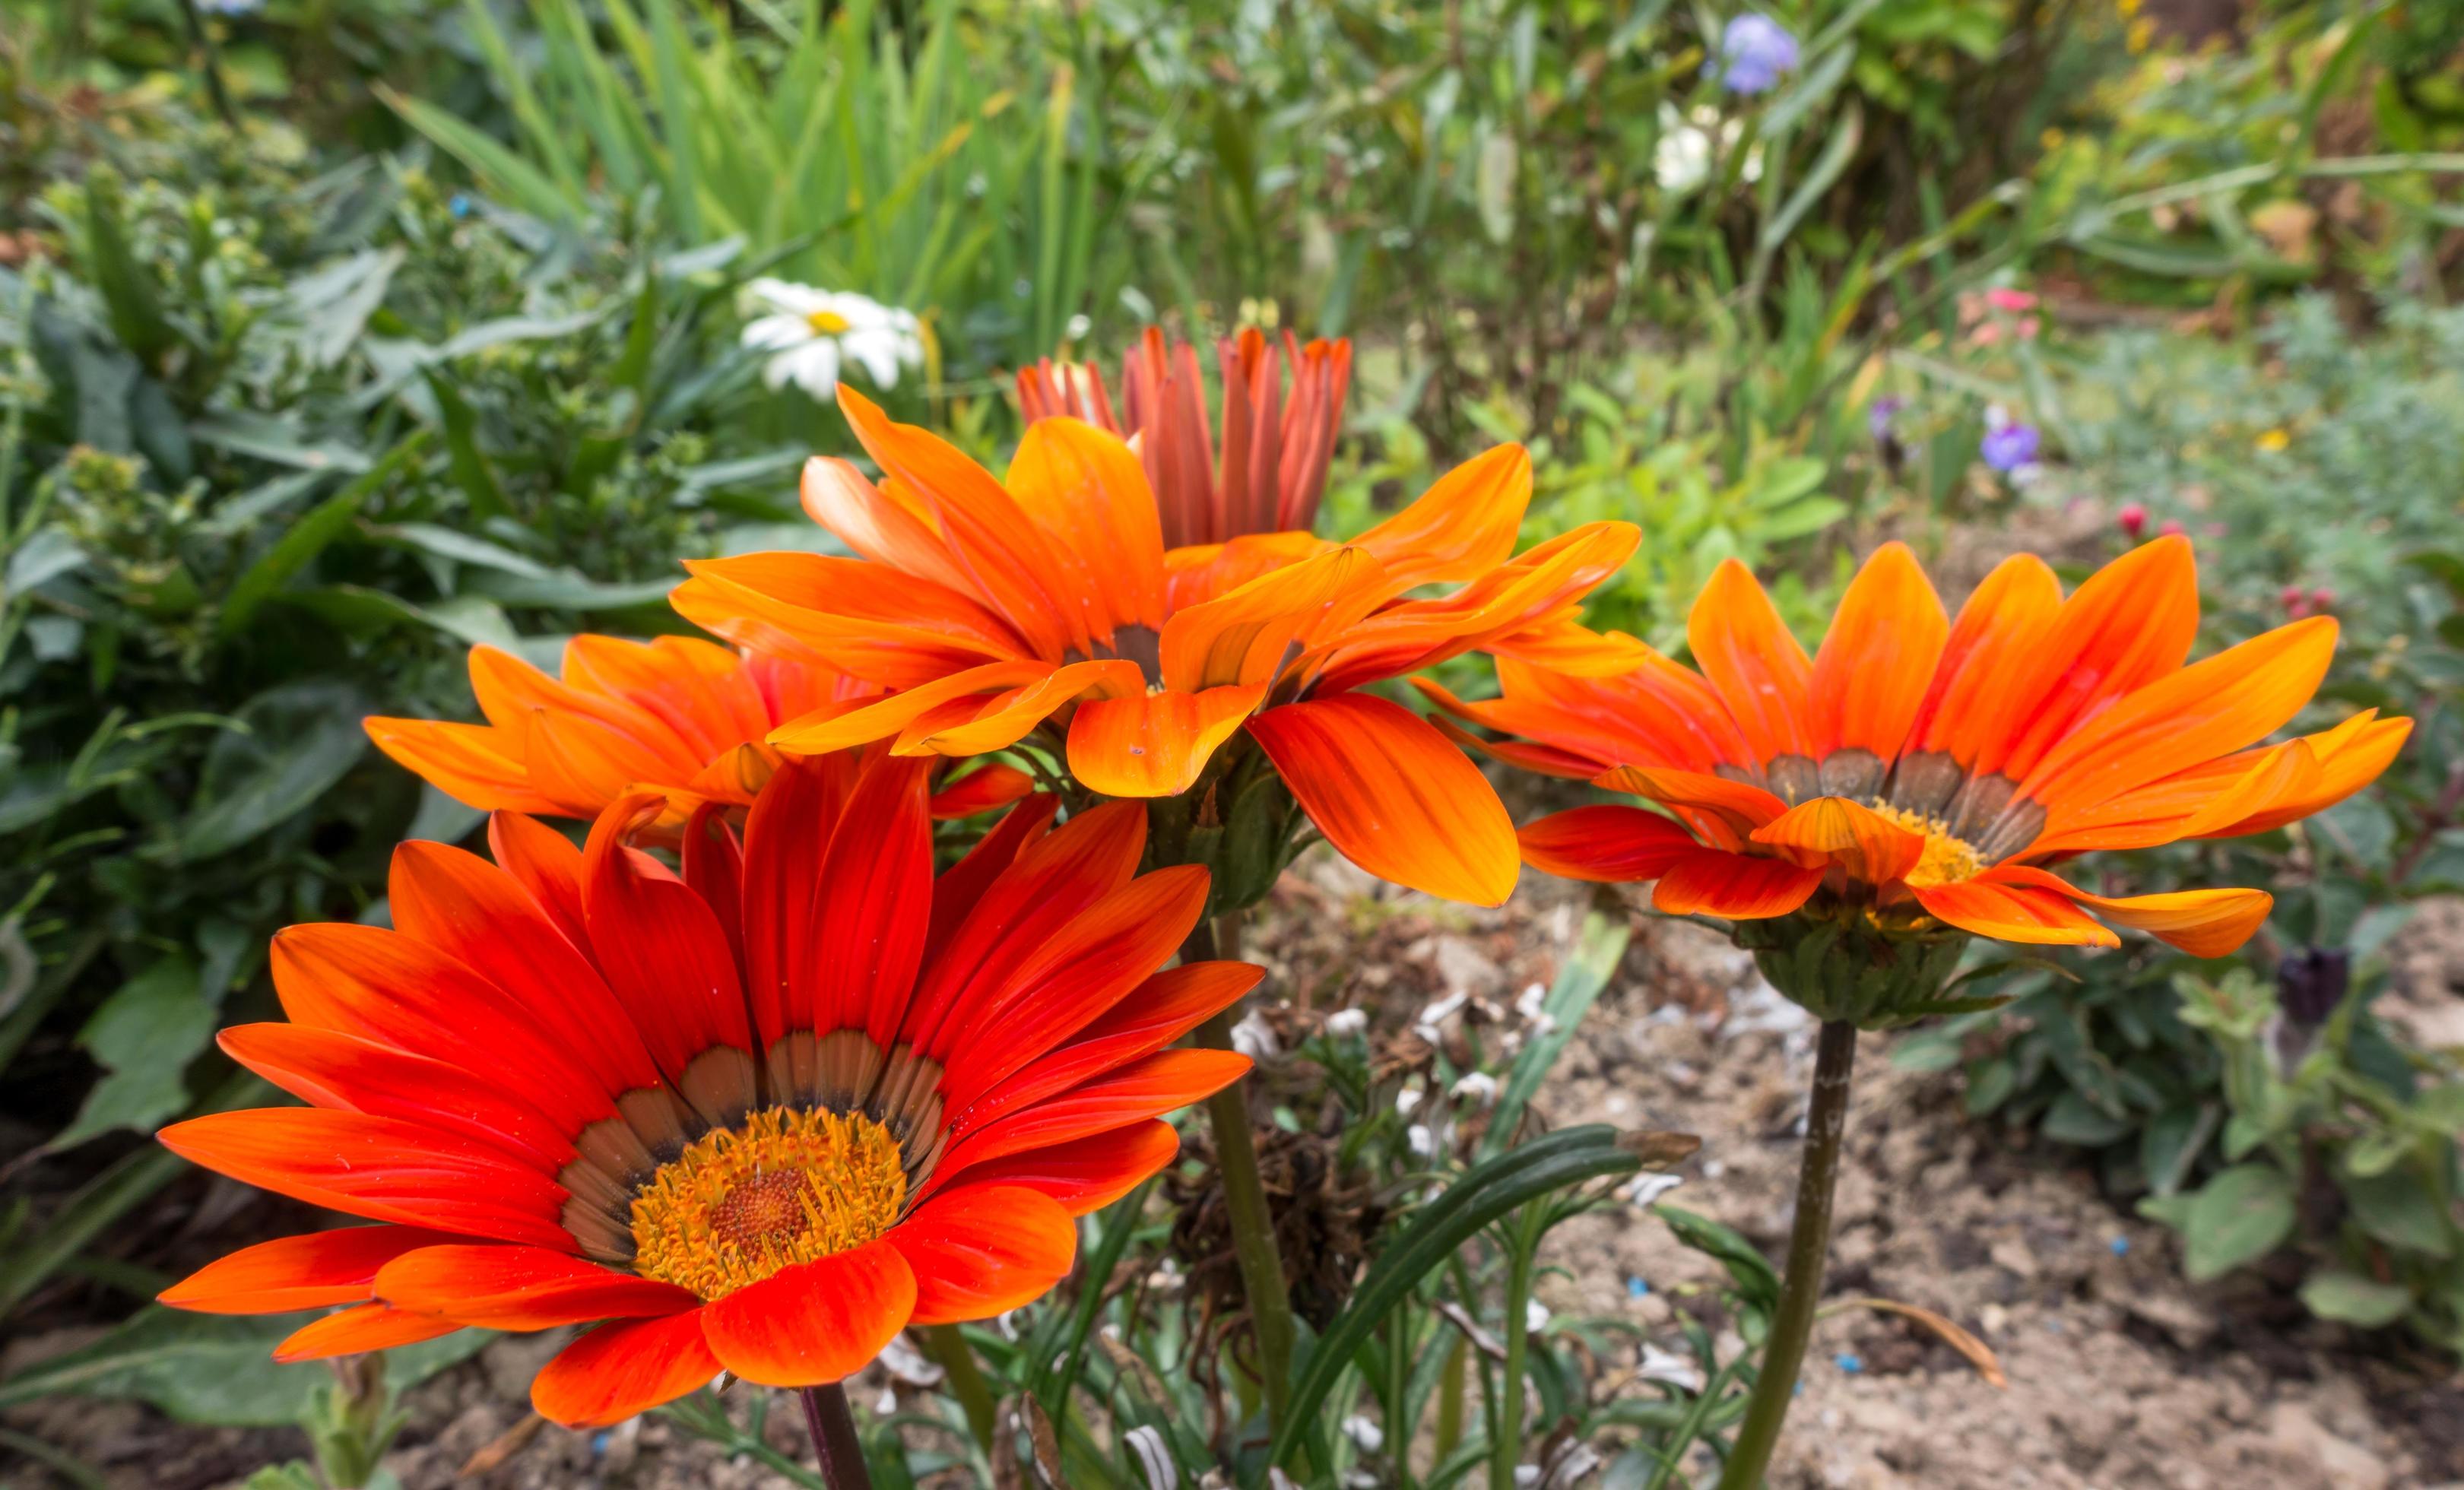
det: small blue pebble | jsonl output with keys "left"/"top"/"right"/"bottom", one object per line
{"left": 449, "top": 194, "right": 472, "bottom": 217}
{"left": 2110, "top": 1235, "right": 2130, "bottom": 1256}
{"left": 1835, "top": 1353, "right": 1863, "bottom": 1374}
{"left": 591, "top": 1431, "right": 610, "bottom": 1454}
{"left": 1626, "top": 1276, "right": 1651, "bottom": 1298}
{"left": 1792, "top": 1382, "right": 1803, "bottom": 1396}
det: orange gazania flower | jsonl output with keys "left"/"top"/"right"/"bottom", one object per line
{"left": 1433, "top": 538, "right": 2409, "bottom": 956}
{"left": 364, "top": 635, "right": 1032, "bottom": 833}
{"left": 671, "top": 387, "right": 1638, "bottom": 905}
{"left": 157, "top": 758, "right": 1253, "bottom": 1427}
{"left": 1015, "top": 326, "right": 1353, "bottom": 547}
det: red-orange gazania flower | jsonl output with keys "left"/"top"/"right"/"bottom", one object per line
{"left": 670, "top": 387, "right": 1638, "bottom": 905}
{"left": 1015, "top": 326, "right": 1352, "bottom": 547}
{"left": 157, "top": 758, "right": 1253, "bottom": 1427}
{"left": 1432, "top": 538, "right": 2408, "bottom": 956}
{"left": 364, "top": 635, "right": 1032, "bottom": 834}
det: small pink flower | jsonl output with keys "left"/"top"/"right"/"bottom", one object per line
{"left": 2282, "top": 584, "right": 2310, "bottom": 619}
{"left": 2310, "top": 587, "right": 2335, "bottom": 610}
{"left": 2158, "top": 518, "right": 2187, "bottom": 538}
{"left": 1986, "top": 288, "right": 2039, "bottom": 313}
{"left": 2117, "top": 503, "right": 2148, "bottom": 540}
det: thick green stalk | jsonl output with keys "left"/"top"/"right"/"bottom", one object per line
{"left": 922, "top": 1323, "right": 996, "bottom": 1454}
{"left": 1433, "top": 1333, "right": 1467, "bottom": 1464}
{"left": 1184, "top": 915, "right": 1298, "bottom": 1431}
{"left": 1717, "top": 1020, "right": 1859, "bottom": 1490}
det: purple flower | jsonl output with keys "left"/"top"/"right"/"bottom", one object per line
{"left": 1980, "top": 422, "right": 2041, "bottom": 472}
{"left": 1711, "top": 14, "right": 1800, "bottom": 96}
{"left": 1866, "top": 396, "right": 1904, "bottom": 443}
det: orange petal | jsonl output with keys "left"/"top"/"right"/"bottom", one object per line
{"left": 892, "top": 1185, "right": 1078, "bottom": 1327}
{"left": 671, "top": 553, "right": 1023, "bottom": 690}
{"left": 894, "top": 659, "right": 1146, "bottom": 756}
{"left": 1594, "top": 765, "right": 1787, "bottom": 847}
{"left": 1348, "top": 442, "right": 1530, "bottom": 589}
{"left": 1517, "top": 806, "right": 1703, "bottom": 883}
{"left": 1159, "top": 545, "right": 1388, "bottom": 692}
{"left": 2196, "top": 714, "right": 2409, "bottom": 839}
{"left": 374, "top": 1244, "right": 699, "bottom": 1330}
{"left": 1248, "top": 696, "right": 1520, "bottom": 906}
{"left": 531, "top": 1311, "right": 722, "bottom": 1428}
{"left": 158, "top": 1109, "right": 574, "bottom": 1249}
{"left": 1163, "top": 531, "right": 1332, "bottom": 611}
{"left": 1065, "top": 683, "right": 1267, "bottom": 797}
{"left": 1004, "top": 417, "right": 1169, "bottom": 639}
{"left": 928, "top": 762, "right": 1039, "bottom": 820}
{"left": 218, "top": 1022, "right": 577, "bottom": 1171}
{"left": 1808, "top": 543, "right": 1949, "bottom": 774}
{"left": 1649, "top": 851, "right": 1825, "bottom": 920}
{"left": 768, "top": 660, "right": 1057, "bottom": 755}
{"left": 926, "top": 1049, "right": 1251, "bottom": 1199}
{"left": 2016, "top": 617, "right": 2339, "bottom": 816}
{"left": 1686, "top": 559, "right": 1813, "bottom": 769}
{"left": 955, "top": 961, "right": 1264, "bottom": 1136}
{"left": 945, "top": 1120, "right": 1181, "bottom": 1216}
{"left": 1909, "top": 873, "right": 2120, "bottom": 949}
{"left": 839, "top": 385, "right": 1086, "bottom": 660}
{"left": 274, "top": 1303, "right": 461, "bottom": 1362}
{"left": 362, "top": 717, "right": 563, "bottom": 816}
{"left": 1907, "top": 553, "right": 2064, "bottom": 768}
{"left": 699, "top": 1238, "right": 916, "bottom": 1387}
{"left": 1979, "top": 535, "right": 2199, "bottom": 781}
{"left": 581, "top": 792, "right": 753, "bottom": 1082}
{"left": 160, "top": 1225, "right": 456, "bottom": 1315}
{"left": 798, "top": 454, "right": 975, "bottom": 595}
{"left": 1749, "top": 796, "right": 1927, "bottom": 884}
{"left": 1991, "top": 865, "right": 2272, "bottom": 959}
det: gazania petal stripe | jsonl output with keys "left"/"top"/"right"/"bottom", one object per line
{"left": 157, "top": 757, "right": 1256, "bottom": 1430}
{"left": 1453, "top": 537, "right": 2407, "bottom": 1011}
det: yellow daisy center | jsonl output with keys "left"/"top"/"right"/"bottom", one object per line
{"left": 806, "top": 309, "right": 852, "bottom": 335}
{"left": 629, "top": 1106, "right": 905, "bottom": 1300}
{"left": 1867, "top": 802, "right": 1985, "bottom": 888}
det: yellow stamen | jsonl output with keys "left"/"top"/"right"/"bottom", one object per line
{"left": 630, "top": 1107, "right": 905, "bottom": 1300}
{"left": 806, "top": 309, "right": 851, "bottom": 335}
{"left": 1867, "top": 802, "right": 1984, "bottom": 889}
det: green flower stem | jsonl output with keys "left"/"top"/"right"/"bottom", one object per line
{"left": 1489, "top": 1200, "right": 1549, "bottom": 1490}
{"left": 1717, "top": 1019, "right": 1858, "bottom": 1490}
{"left": 921, "top": 1323, "right": 997, "bottom": 1453}
{"left": 798, "top": 1384, "right": 873, "bottom": 1490}
{"left": 1184, "top": 914, "right": 1298, "bottom": 1433}
{"left": 1434, "top": 1332, "right": 1467, "bottom": 1464}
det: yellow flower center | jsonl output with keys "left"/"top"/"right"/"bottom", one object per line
{"left": 806, "top": 309, "right": 852, "bottom": 335}
{"left": 629, "top": 1107, "right": 905, "bottom": 1300}
{"left": 1867, "top": 802, "right": 1985, "bottom": 888}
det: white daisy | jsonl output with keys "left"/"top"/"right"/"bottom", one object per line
{"left": 740, "top": 279, "right": 924, "bottom": 401}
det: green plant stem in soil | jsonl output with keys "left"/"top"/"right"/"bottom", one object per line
{"left": 1184, "top": 913, "right": 1298, "bottom": 1433}
{"left": 921, "top": 1323, "right": 997, "bottom": 1452}
{"left": 798, "top": 1384, "right": 872, "bottom": 1490}
{"left": 1717, "top": 1019, "right": 1858, "bottom": 1490}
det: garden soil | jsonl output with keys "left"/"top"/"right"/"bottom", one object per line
{"left": 5, "top": 856, "right": 2461, "bottom": 1489}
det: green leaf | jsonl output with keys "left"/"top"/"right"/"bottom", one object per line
{"left": 171, "top": 682, "right": 371, "bottom": 862}
{"left": 51, "top": 957, "right": 213, "bottom": 1151}
{"left": 1268, "top": 1127, "right": 1641, "bottom": 1470}
{"left": 218, "top": 431, "right": 430, "bottom": 639}
{"left": 381, "top": 523, "right": 549, "bottom": 578}
{"left": 1654, "top": 1203, "right": 1781, "bottom": 1310}
{"left": 2344, "top": 1170, "right": 2452, "bottom": 1257}
{"left": 2041, "top": 1089, "right": 2132, "bottom": 1148}
{"left": 2298, "top": 1270, "right": 2412, "bottom": 1330}
{"left": 423, "top": 374, "right": 513, "bottom": 522}
{"left": 0, "top": 1307, "right": 488, "bottom": 1425}
{"left": 2182, "top": 1163, "right": 2295, "bottom": 1283}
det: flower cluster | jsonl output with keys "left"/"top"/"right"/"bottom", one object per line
{"left": 155, "top": 319, "right": 2407, "bottom": 1474}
